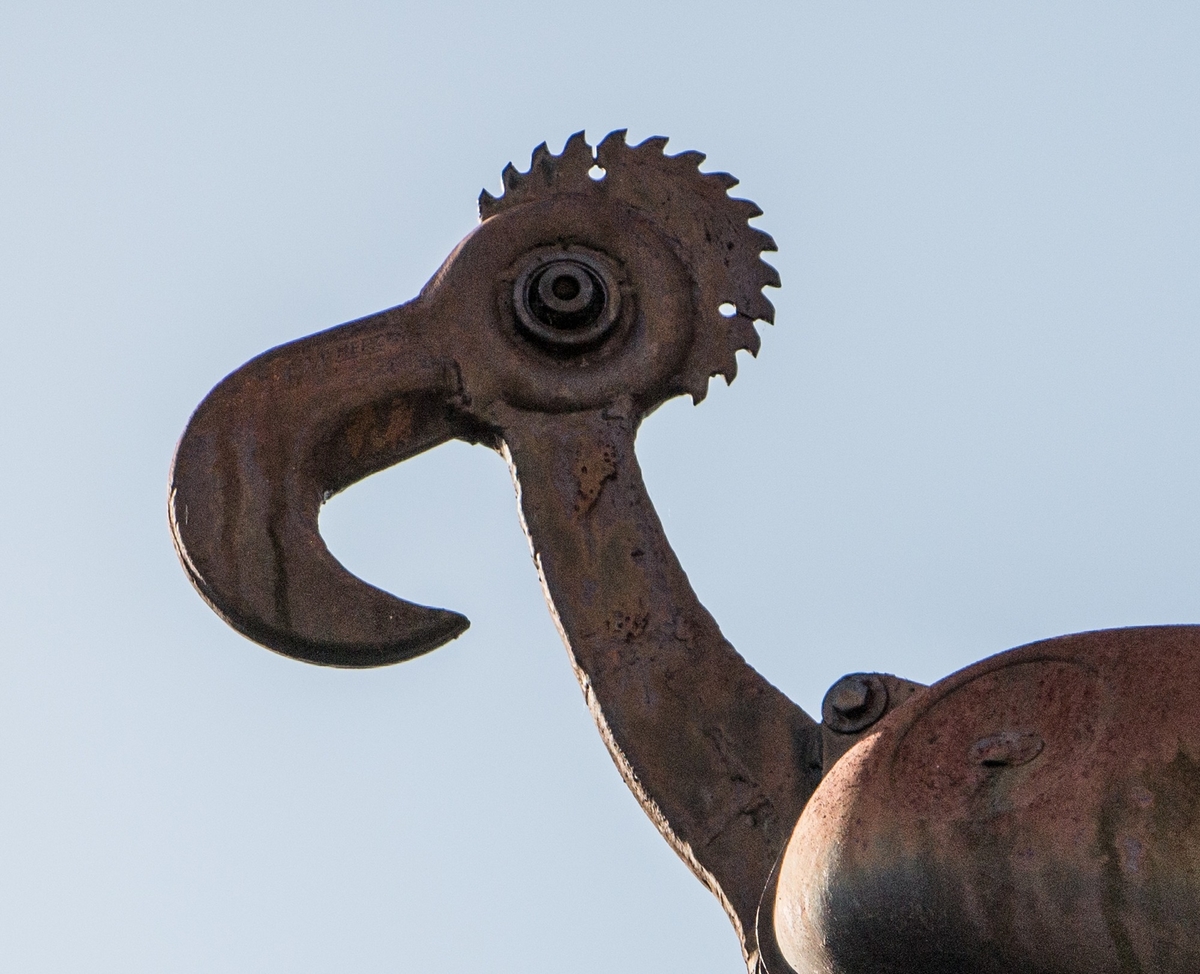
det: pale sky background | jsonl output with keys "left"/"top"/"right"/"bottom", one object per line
{"left": 2, "top": 3, "right": 1199, "bottom": 972}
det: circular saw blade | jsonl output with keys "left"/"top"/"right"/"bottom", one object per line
{"left": 480, "top": 130, "right": 780, "bottom": 402}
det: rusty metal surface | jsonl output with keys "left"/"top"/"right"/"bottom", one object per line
{"left": 774, "top": 625, "right": 1200, "bottom": 974}
{"left": 819, "top": 672, "right": 926, "bottom": 774}
{"left": 170, "top": 132, "right": 816, "bottom": 971}
{"left": 171, "top": 131, "right": 1200, "bottom": 974}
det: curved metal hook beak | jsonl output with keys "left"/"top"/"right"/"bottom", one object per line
{"left": 169, "top": 303, "right": 471, "bottom": 667}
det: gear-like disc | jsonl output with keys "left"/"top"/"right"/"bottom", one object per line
{"left": 480, "top": 130, "right": 780, "bottom": 402}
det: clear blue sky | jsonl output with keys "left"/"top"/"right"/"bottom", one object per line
{"left": 2, "top": 3, "right": 1198, "bottom": 971}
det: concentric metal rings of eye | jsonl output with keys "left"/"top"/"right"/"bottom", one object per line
{"left": 513, "top": 250, "right": 620, "bottom": 349}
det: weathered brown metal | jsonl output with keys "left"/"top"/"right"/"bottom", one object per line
{"left": 776, "top": 626, "right": 1200, "bottom": 974}
{"left": 171, "top": 133, "right": 1200, "bottom": 974}
{"left": 820, "top": 672, "right": 926, "bottom": 773}
{"left": 170, "top": 131, "right": 817, "bottom": 971}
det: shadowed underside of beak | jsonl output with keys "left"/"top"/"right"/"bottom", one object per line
{"left": 169, "top": 304, "right": 472, "bottom": 667}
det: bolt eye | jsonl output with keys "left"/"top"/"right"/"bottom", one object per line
{"left": 532, "top": 262, "right": 598, "bottom": 323}
{"left": 513, "top": 251, "right": 621, "bottom": 350}
{"left": 551, "top": 275, "right": 580, "bottom": 301}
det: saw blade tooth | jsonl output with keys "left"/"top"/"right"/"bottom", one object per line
{"left": 761, "top": 295, "right": 777, "bottom": 325}
{"left": 681, "top": 367, "right": 710, "bottom": 404}
{"left": 757, "top": 257, "right": 782, "bottom": 289}
{"left": 529, "top": 141, "right": 551, "bottom": 172}
{"left": 636, "top": 135, "right": 670, "bottom": 154}
{"left": 561, "top": 130, "right": 594, "bottom": 165}
{"left": 502, "top": 162, "right": 522, "bottom": 193}
{"left": 729, "top": 315, "right": 763, "bottom": 355}
{"left": 671, "top": 149, "right": 707, "bottom": 169}
{"left": 740, "top": 289, "right": 775, "bottom": 325}
{"left": 563, "top": 129, "right": 590, "bottom": 152}
{"left": 707, "top": 171, "right": 739, "bottom": 191}
{"left": 720, "top": 353, "right": 739, "bottom": 384}
{"left": 596, "top": 129, "right": 631, "bottom": 169}
{"left": 750, "top": 228, "right": 779, "bottom": 255}
{"left": 478, "top": 188, "right": 500, "bottom": 220}
{"left": 730, "top": 197, "right": 764, "bottom": 219}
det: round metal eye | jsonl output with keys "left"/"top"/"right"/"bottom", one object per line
{"left": 513, "top": 251, "right": 620, "bottom": 349}
{"left": 537, "top": 263, "right": 594, "bottom": 314}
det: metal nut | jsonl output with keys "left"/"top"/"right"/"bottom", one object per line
{"left": 512, "top": 249, "right": 620, "bottom": 350}
{"left": 822, "top": 674, "right": 889, "bottom": 734}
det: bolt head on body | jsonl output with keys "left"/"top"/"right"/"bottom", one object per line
{"left": 822, "top": 674, "right": 889, "bottom": 734}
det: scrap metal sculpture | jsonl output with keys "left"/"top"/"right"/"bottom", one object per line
{"left": 171, "top": 132, "right": 1200, "bottom": 973}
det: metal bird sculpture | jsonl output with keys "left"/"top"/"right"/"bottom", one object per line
{"left": 171, "top": 132, "right": 1200, "bottom": 974}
